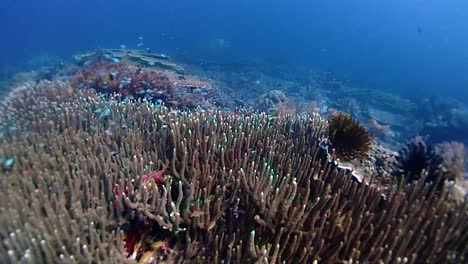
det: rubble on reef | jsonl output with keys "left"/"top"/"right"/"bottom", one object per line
{"left": 0, "top": 80, "right": 467, "bottom": 263}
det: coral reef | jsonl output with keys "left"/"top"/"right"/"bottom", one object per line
{"left": 395, "top": 137, "right": 465, "bottom": 192}
{"left": 256, "top": 90, "right": 296, "bottom": 115}
{"left": 346, "top": 88, "right": 416, "bottom": 113}
{"left": 328, "top": 112, "right": 373, "bottom": 160}
{"left": 0, "top": 62, "right": 65, "bottom": 99}
{"left": 74, "top": 49, "right": 185, "bottom": 74}
{"left": 367, "top": 118, "right": 390, "bottom": 136}
{"left": 435, "top": 142, "right": 465, "bottom": 182}
{"left": 70, "top": 59, "right": 214, "bottom": 109}
{"left": 417, "top": 96, "right": 468, "bottom": 145}
{"left": 0, "top": 81, "right": 467, "bottom": 263}
{"left": 396, "top": 137, "right": 443, "bottom": 183}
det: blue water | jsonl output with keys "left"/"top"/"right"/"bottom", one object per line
{"left": 1, "top": 0, "right": 468, "bottom": 101}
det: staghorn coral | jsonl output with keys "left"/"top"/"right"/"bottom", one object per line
{"left": 0, "top": 81, "right": 467, "bottom": 263}
{"left": 328, "top": 112, "right": 373, "bottom": 160}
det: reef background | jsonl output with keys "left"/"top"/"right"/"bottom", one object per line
{"left": 1, "top": 1, "right": 468, "bottom": 262}
{"left": 2, "top": 0, "right": 468, "bottom": 103}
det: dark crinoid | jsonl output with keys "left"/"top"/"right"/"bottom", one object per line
{"left": 328, "top": 112, "right": 372, "bottom": 160}
{"left": 396, "top": 136, "right": 441, "bottom": 183}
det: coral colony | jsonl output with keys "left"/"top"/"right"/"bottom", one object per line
{"left": 0, "top": 49, "right": 467, "bottom": 263}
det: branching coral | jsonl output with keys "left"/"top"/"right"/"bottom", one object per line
{"left": 328, "top": 112, "right": 373, "bottom": 160}
{"left": 0, "top": 82, "right": 467, "bottom": 263}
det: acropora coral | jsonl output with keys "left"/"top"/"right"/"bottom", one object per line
{"left": 0, "top": 81, "right": 467, "bottom": 263}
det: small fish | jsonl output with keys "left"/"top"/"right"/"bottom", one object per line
{"left": 120, "top": 44, "right": 127, "bottom": 49}
{"left": 99, "top": 108, "right": 111, "bottom": 119}
{"left": 147, "top": 61, "right": 155, "bottom": 66}
{"left": 104, "top": 74, "right": 113, "bottom": 82}
{"left": 34, "top": 143, "right": 48, "bottom": 148}
{"left": 112, "top": 57, "right": 120, "bottom": 62}
{"left": 2, "top": 157, "right": 15, "bottom": 171}
{"left": 138, "top": 36, "right": 144, "bottom": 40}
{"left": 137, "top": 43, "right": 144, "bottom": 47}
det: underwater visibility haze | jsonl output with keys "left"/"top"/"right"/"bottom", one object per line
{"left": 2, "top": 0, "right": 468, "bottom": 100}
{"left": 0, "top": 0, "right": 468, "bottom": 263}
